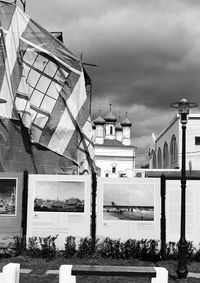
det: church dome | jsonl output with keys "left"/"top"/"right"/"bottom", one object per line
{"left": 121, "top": 116, "right": 132, "bottom": 127}
{"left": 93, "top": 115, "right": 105, "bottom": 125}
{"left": 104, "top": 104, "right": 117, "bottom": 122}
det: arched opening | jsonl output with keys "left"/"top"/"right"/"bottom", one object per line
{"left": 170, "top": 135, "right": 178, "bottom": 168}
{"left": 157, "top": 147, "right": 162, "bottom": 168}
{"left": 163, "top": 142, "right": 169, "bottom": 168}
{"left": 152, "top": 151, "right": 156, "bottom": 169}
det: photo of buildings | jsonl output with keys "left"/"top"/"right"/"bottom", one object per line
{"left": 34, "top": 180, "right": 85, "bottom": 213}
{"left": 0, "top": 178, "right": 16, "bottom": 215}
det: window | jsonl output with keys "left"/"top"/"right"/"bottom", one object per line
{"left": 157, "top": 147, "right": 162, "bottom": 168}
{"left": 110, "top": 126, "right": 113, "bottom": 135}
{"left": 152, "top": 151, "right": 156, "bottom": 169}
{"left": 195, "top": 136, "right": 200, "bottom": 145}
{"left": 163, "top": 142, "right": 169, "bottom": 168}
{"left": 105, "top": 173, "right": 109, "bottom": 177}
{"left": 112, "top": 166, "right": 116, "bottom": 173}
{"left": 170, "top": 135, "right": 178, "bottom": 168}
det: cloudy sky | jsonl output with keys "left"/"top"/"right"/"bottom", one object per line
{"left": 24, "top": 0, "right": 200, "bottom": 166}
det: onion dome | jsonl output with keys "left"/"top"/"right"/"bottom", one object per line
{"left": 121, "top": 113, "right": 132, "bottom": 127}
{"left": 104, "top": 104, "right": 117, "bottom": 123}
{"left": 93, "top": 115, "right": 105, "bottom": 125}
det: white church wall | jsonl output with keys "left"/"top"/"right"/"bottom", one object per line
{"left": 155, "top": 117, "right": 180, "bottom": 168}
{"left": 185, "top": 117, "right": 200, "bottom": 170}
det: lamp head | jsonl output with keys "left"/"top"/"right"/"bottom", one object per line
{"left": 170, "top": 98, "right": 198, "bottom": 124}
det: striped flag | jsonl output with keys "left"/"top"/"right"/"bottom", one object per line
{"left": 0, "top": 2, "right": 94, "bottom": 169}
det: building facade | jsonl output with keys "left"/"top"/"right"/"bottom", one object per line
{"left": 149, "top": 114, "right": 200, "bottom": 170}
{"left": 93, "top": 106, "right": 136, "bottom": 177}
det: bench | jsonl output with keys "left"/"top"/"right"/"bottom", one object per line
{"left": 59, "top": 264, "right": 168, "bottom": 283}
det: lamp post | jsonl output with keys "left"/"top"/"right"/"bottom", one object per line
{"left": 170, "top": 98, "right": 198, "bottom": 280}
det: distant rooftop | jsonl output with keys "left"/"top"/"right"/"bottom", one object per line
{"left": 95, "top": 139, "right": 136, "bottom": 148}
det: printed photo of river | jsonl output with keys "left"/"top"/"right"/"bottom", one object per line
{"left": 103, "top": 183, "right": 154, "bottom": 221}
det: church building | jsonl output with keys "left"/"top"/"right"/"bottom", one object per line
{"left": 93, "top": 105, "right": 136, "bottom": 177}
{"left": 148, "top": 113, "right": 200, "bottom": 170}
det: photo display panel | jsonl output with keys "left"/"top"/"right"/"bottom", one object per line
{"left": 97, "top": 178, "right": 160, "bottom": 241}
{"left": 27, "top": 175, "right": 91, "bottom": 249}
{"left": 166, "top": 180, "right": 200, "bottom": 247}
{"left": 0, "top": 173, "right": 23, "bottom": 244}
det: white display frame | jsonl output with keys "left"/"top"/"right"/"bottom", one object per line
{"left": 27, "top": 174, "right": 91, "bottom": 249}
{"left": 97, "top": 177, "right": 160, "bottom": 241}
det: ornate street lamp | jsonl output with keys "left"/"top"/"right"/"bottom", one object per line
{"left": 170, "top": 98, "right": 198, "bottom": 280}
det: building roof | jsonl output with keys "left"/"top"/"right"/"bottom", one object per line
{"left": 121, "top": 114, "right": 132, "bottom": 127}
{"left": 95, "top": 139, "right": 136, "bottom": 148}
{"left": 145, "top": 170, "right": 200, "bottom": 179}
{"left": 104, "top": 105, "right": 117, "bottom": 122}
{"left": 93, "top": 115, "right": 105, "bottom": 125}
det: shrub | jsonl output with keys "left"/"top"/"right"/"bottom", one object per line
{"left": 64, "top": 236, "right": 76, "bottom": 258}
{"left": 39, "top": 235, "right": 58, "bottom": 259}
{"left": 194, "top": 244, "right": 200, "bottom": 262}
{"left": 26, "top": 237, "right": 41, "bottom": 258}
{"left": 77, "top": 237, "right": 98, "bottom": 258}
{"left": 97, "top": 237, "right": 124, "bottom": 259}
{"left": 187, "top": 241, "right": 196, "bottom": 261}
{"left": 123, "top": 239, "right": 141, "bottom": 259}
{"left": 13, "top": 236, "right": 27, "bottom": 256}
{"left": 137, "top": 239, "right": 160, "bottom": 261}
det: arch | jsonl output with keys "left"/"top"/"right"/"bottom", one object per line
{"left": 152, "top": 151, "right": 156, "bottom": 169}
{"left": 163, "top": 142, "right": 169, "bottom": 168}
{"left": 170, "top": 135, "right": 178, "bottom": 168}
{"left": 157, "top": 147, "right": 162, "bottom": 168}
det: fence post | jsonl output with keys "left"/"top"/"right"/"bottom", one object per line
{"left": 91, "top": 170, "right": 97, "bottom": 248}
{"left": 152, "top": 267, "right": 168, "bottom": 283}
{"left": 59, "top": 265, "right": 76, "bottom": 283}
{"left": 2, "top": 263, "right": 20, "bottom": 283}
{"left": 160, "top": 174, "right": 166, "bottom": 259}
{"left": 22, "top": 169, "right": 28, "bottom": 237}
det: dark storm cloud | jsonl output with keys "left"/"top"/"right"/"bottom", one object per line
{"left": 27, "top": 0, "right": 200, "bottom": 166}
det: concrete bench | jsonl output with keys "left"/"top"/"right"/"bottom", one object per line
{"left": 59, "top": 264, "right": 168, "bottom": 283}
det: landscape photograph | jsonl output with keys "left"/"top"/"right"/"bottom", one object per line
{"left": 34, "top": 180, "right": 85, "bottom": 213}
{"left": 103, "top": 183, "right": 154, "bottom": 221}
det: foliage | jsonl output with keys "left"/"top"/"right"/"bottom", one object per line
{"left": 39, "top": 235, "right": 58, "bottom": 259}
{"left": 97, "top": 237, "right": 124, "bottom": 259}
{"left": 10, "top": 236, "right": 200, "bottom": 263}
{"left": 165, "top": 241, "right": 178, "bottom": 260}
{"left": 13, "top": 235, "right": 58, "bottom": 258}
{"left": 64, "top": 236, "right": 76, "bottom": 258}
{"left": 139, "top": 239, "right": 160, "bottom": 261}
{"left": 26, "top": 237, "right": 41, "bottom": 258}
{"left": 13, "top": 236, "right": 27, "bottom": 256}
{"left": 76, "top": 237, "right": 99, "bottom": 258}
